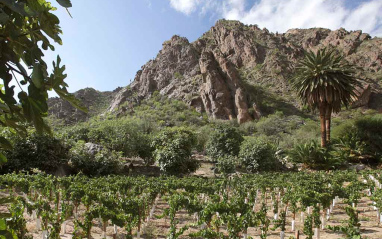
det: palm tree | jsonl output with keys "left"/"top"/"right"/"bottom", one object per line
{"left": 291, "top": 48, "right": 361, "bottom": 147}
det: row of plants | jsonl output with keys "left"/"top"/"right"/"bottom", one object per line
{"left": 1, "top": 170, "right": 381, "bottom": 238}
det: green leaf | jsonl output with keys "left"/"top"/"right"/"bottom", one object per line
{"left": 56, "top": 0, "right": 72, "bottom": 8}
{"left": 0, "top": 137, "right": 12, "bottom": 150}
{"left": 0, "top": 152, "right": 7, "bottom": 165}
{"left": 32, "top": 63, "right": 44, "bottom": 89}
{"left": 0, "top": 0, "right": 36, "bottom": 16}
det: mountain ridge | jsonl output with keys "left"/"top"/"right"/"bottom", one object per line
{"left": 48, "top": 20, "right": 382, "bottom": 124}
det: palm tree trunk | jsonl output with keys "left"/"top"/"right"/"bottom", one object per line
{"left": 325, "top": 105, "right": 332, "bottom": 144}
{"left": 319, "top": 104, "right": 327, "bottom": 148}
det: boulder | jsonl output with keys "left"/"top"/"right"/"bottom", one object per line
{"left": 84, "top": 143, "right": 103, "bottom": 155}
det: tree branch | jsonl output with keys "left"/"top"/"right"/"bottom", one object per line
{"left": 5, "top": 63, "right": 31, "bottom": 81}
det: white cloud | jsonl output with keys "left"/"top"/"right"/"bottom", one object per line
{"left": 169, "top": 0, "right": 202, "bottom": 15}
{"left": 342, "top": 1, "right": 382, "bottom": 36}
{"left": 167, "top": 0, "right": 382, "bottom": 36}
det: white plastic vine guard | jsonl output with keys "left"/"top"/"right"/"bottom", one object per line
{"left": 36, "top": 218, "right": 41, "bottom": 231}
{"left": 314, "top": 228, "right": 320, "bottom": 239}
{"left": 291, "top": 220, "right": 295, "bottom": 231}
{"left": 42, "top": 230, "right": 48, "bottom": 239}
{"left": 61, "top": 221, "right": 67, "bottom": 234}
{"left": 321, "top": 216, "right": 325, "bottom": 229}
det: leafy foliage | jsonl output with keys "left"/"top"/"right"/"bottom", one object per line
{"left": 288, "top": 141, "right": 342, "bottom": 169}
{"left": 239, "top": 137, "right": 279, "bottom": 172}
{"left": 0, "top": 0, "right": 83, "bottom": 164}
{"left": 333, "top": 115, "right": 382, "bottom": 163}
{"left": 216, "top": 155, "right": 237, "bottom": 175}
{"left": 206, "top": 125, "right": 244, "bottom": 160}
{"left": 291, "top": 48, "right": 360, "bottom": 113}
{"left": 69, "top": 141, "right": 123, "bottom": 176}
{"left": 327, "top": 206, "right": 361, "bottom": 238}
{"left": 2, "top": 134, "right": 69, "bottom": 173}
{"left": 152, "top": 127, "right": 199, "bottom": 175}
{"left": 124, "top": 91, "right": 208, "bottom": 127}
{"left": 61, "top": 117, "right": 155, "bottom": 163}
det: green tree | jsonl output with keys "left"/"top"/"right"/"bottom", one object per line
{"left": 206, "top": 125, "right": 244, "bottom": 160}
{"left": 152, "top": 127, "right": 199, "bottom": 175}
{"left": 291, "top": 48, "right": 360, "bottom": 147}
{"left": 0, "top": 0, "right": 84, "bottom": 164}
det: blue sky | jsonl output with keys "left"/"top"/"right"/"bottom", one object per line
{"left": 43, "top": 0, "right": 382, "bottom": 94}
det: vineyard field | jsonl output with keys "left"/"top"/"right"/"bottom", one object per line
{"left": 1, "top": 171, "right": 382, "bottom": 239}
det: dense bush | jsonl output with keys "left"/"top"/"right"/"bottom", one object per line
{"left": 3, "top": 134, "right": 69, "bottom": 174}
{"left": 69, "top": 141, "right": 123, "bottom": 176}
{"left": 332, "top": 115, "right": 382, "bottom": 164}
{"left": 152, "top": 127, "right": 200, "bottom": 175}
{"left": 132, "top": 91, "right": 208, "bottom": 127}
{"left": 194, "top": 125, "right": 214, "bottom": 153}
{"left": 61, "top": 118, "right": 155, "bottom": 162}
{"left": 239, "top": 137, "right": 279, "bottom": 172}
{"left": 216, "top": 155, "right": 237, "bottom": 174}
{"left": 206, "top": 125, "right": 244, "bottom": 160}
{"left": 278, "top": 120, "right": 320, "bottom": 149}
{"left": 288, "top": 141, "right": 342, "bottom": 169}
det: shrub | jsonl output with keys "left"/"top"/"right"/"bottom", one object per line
{"left": 332, "top": 131, "right": 369, "bottom": 164}
{"left": 3, "top": 134, "right": 69, "bottom": 174}
{"left": 216, "top": 155, "right": 237, "bottom": 174}
{"left": 67, "top": 118, "right": 155, "bottom": 161}
{"left": 206, "top": 125, "right": 244, "bottom": 160}
{"left": 63, "top": 125, "right": 90, "bottom": 142}
{"left": 239, "top": 120, "right": 257, "bottom": 135}
{"left": 279, "top": 119, "right": 320, "bottom": 149}
{"left": 152, "top": 127, "right": 200, "bottom": 175}
{"left": 288, "top": 141, "right": 342, "bottom": 169}
{"left": 239, "top": 137, "right": 279, "bottom": 172}
{"left": 332, "top": 115, "right": 382, "bottom": 164}
{"left": 69, "top": 141, "right": 123, "bottom": 176}
{"left": 194, "top": 125, "right": 214, "bottom": 153}
{"left": 255, "top": 111, "right": 286, "bottom": 136}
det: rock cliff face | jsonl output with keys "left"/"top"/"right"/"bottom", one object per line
{"left": 107, "top": 20, "right": 382, "bottom": 123}
{"left": 48, "top": 88, "right": 120, "bottom": 124}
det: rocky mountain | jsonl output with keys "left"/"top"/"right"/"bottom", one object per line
{"left": 49, "top": 20, "right": 382, "bottom": 124}
{"left": 48, "top": 87, "right": 121, "bottom": 124}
